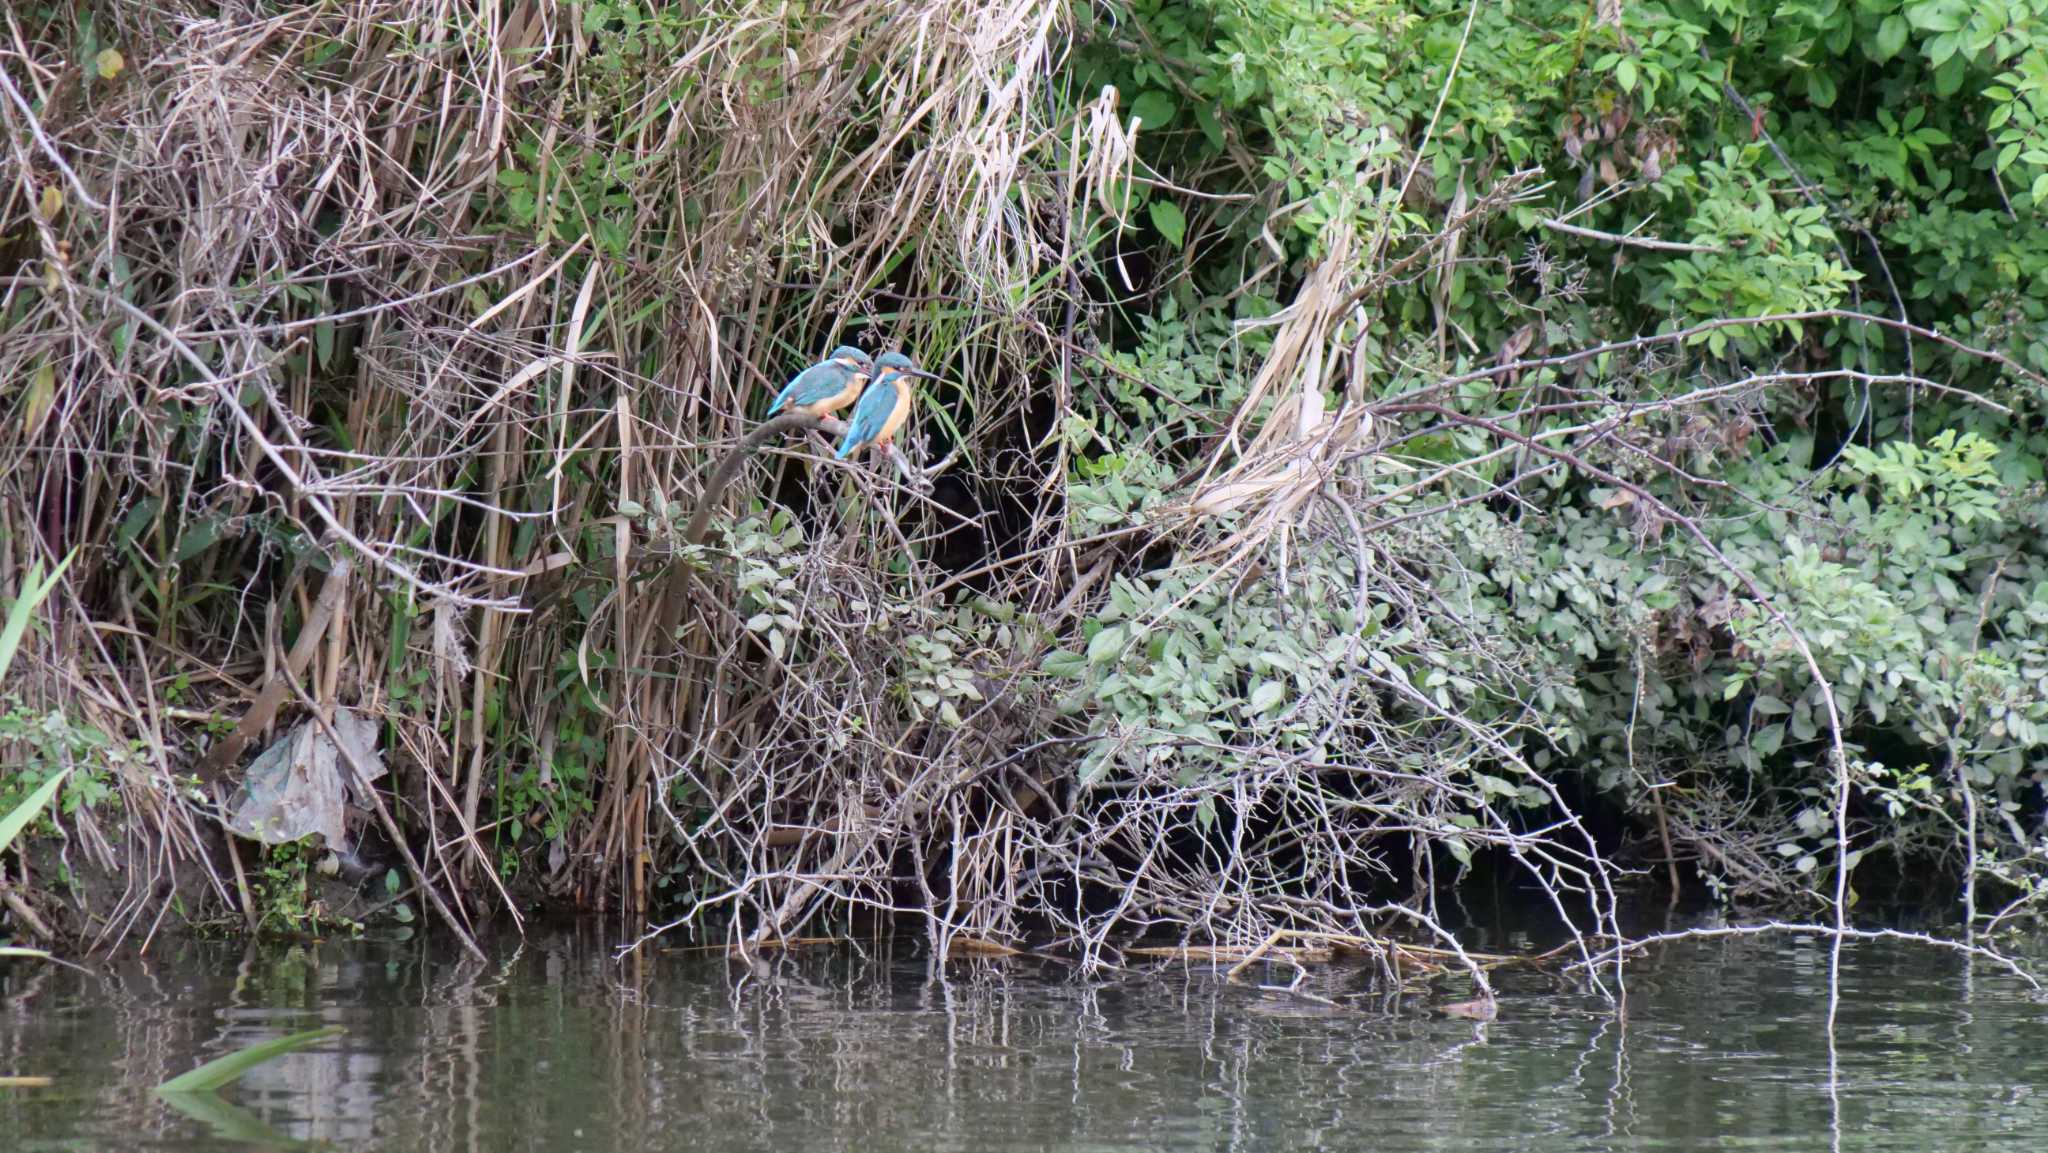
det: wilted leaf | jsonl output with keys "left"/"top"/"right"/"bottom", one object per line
{"left": 23, "top": 363, "right": 55, "bottom": 434}
{"left": 1496, "top": 322, "right": 1536, "bottom": 366}
{"left": 1439, "top": 997, "right": 1497, "bottom": 1020}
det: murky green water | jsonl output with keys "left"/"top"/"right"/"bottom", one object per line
{"left": 4, "top": 917, "right": 2046, "bottom": 1151}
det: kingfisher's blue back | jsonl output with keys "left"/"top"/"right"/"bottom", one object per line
{"left": 767, "top": 346, "right": 872, "bottom": 417}
{"left": 835, "top": 374, "right": 899, "bottom": 458}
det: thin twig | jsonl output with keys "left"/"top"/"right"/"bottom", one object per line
{"left": 1537, "top": 216, "right": 1723, "bottom": 253}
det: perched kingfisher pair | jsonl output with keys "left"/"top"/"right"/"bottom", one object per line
{"left": 765, "top": 346, "right": 921, "bottom": 460}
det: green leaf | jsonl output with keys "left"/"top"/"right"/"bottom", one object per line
{"left": 2032, "top": 172, "right": 2048, "bottom": 204}
{"left": 1615, "top": 57, "right": 1638, "bottom": 93}
{"left": 1129, "top": 90, "right": 1177, "bottom": 130}
{"left": 1872, "top": 15, "right": 1909, "bottom": 61}
{"left": 1925, "top": 31, "right": 1957, "bottom": 67}
{"left": 1040, "top": 650, "right": 1086, "bottom": 677}
{"left": 1906, "top": 0, "right": 1967, "bottom": 33}
{"left": 175, "top": 517, "right": 222, "bottom": 563}
{"left": 1193, "top": 102, "right": 1225, "bottom": 152}
{"left": 0, "top": 773, "right": 68, "bottom": 859}
{"left": 1753, "top": 722, "right": 1786, "bottom": 758}
{"left": 0, "top": 554, "right": 71, "bottom": 681}
{"left": 157, "top": 1027, "right": 346, "bottom": 1094}
{"left": 1149, "top": 199, "right": 1187, "bottom": 248}
{"left": 1474, "top": 773, "right": 1521, "bottom": 800}
{"left": 156, "top": 1086, "right": 300, "bottom": 1145}
{"left": 1248, "top": 680, "right": 1286, "bottom": 713}
{"left": 1933, "top": 53, "right": 1967, "bottom": 96}
{"left": 1086, "top": 625, "right": 1125, "bottom": 664}
{"left": 1805, "top": 69, "right": 1837, "bottom": 109}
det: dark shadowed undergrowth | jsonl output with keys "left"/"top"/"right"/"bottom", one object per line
{"left": 3, "top": 0, "right": 2047, "bottom": 988}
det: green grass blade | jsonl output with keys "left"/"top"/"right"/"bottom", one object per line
{"left": 0, "top": 770, "right": 68, "bottom": 857}
{"left": 0, "top": 946, "right": 54, "bottom": 959}
{"left": 0, "top": 553, "right": 72, "bottom": 680}
{"left": 157, "top": 1083, "right": 313, "bottom": 1147}
{"left": 155, "top": 1026, "right": 346, "bottom": 1094}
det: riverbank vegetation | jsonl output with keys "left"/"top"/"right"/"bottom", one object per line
{"left": 3, "top": 0, "right": 2046, "bottom": 967}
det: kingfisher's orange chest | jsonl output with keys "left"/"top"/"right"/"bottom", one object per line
{"left": 818, "top": 371, "right": 867, "bottom": 415}
{"left": 876, "top": 377, "right": 913, "bottom": 446}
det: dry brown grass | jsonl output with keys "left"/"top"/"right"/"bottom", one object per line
{"left": 0, "top": 0, "right": 1087, "bottom": 947}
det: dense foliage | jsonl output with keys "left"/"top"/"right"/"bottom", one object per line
{"left": 1042, "top": 0, "right": 2048, "bottom": 916}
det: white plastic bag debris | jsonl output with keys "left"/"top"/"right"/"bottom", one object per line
{"left": 227, "top": 708, "right": 385, "bottom": 852}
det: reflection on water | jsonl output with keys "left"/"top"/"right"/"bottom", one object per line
{"left": 3, "top": 917, "right": 2046, "bottom": 1151}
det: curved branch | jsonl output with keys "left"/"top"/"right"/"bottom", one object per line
{"left": 682, "top": 412, "right": 847, "bottom": 547}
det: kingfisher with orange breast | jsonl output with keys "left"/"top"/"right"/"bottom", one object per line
{"left": 766, "top": 345, "right": 873, "bottom": 418}
{"left": 835, "top": 352, "right": 921, "bottom": 460}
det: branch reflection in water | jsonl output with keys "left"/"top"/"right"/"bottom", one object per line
{"left": 2, "top": 919, "right": 2045, "bottom": 1152}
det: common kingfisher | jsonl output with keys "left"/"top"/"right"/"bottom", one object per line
{"left": 766, "top": 345, "right": 873, "bottom": 418}
{"left": 835, "top": 352, "right": 919, "bottom": 459}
